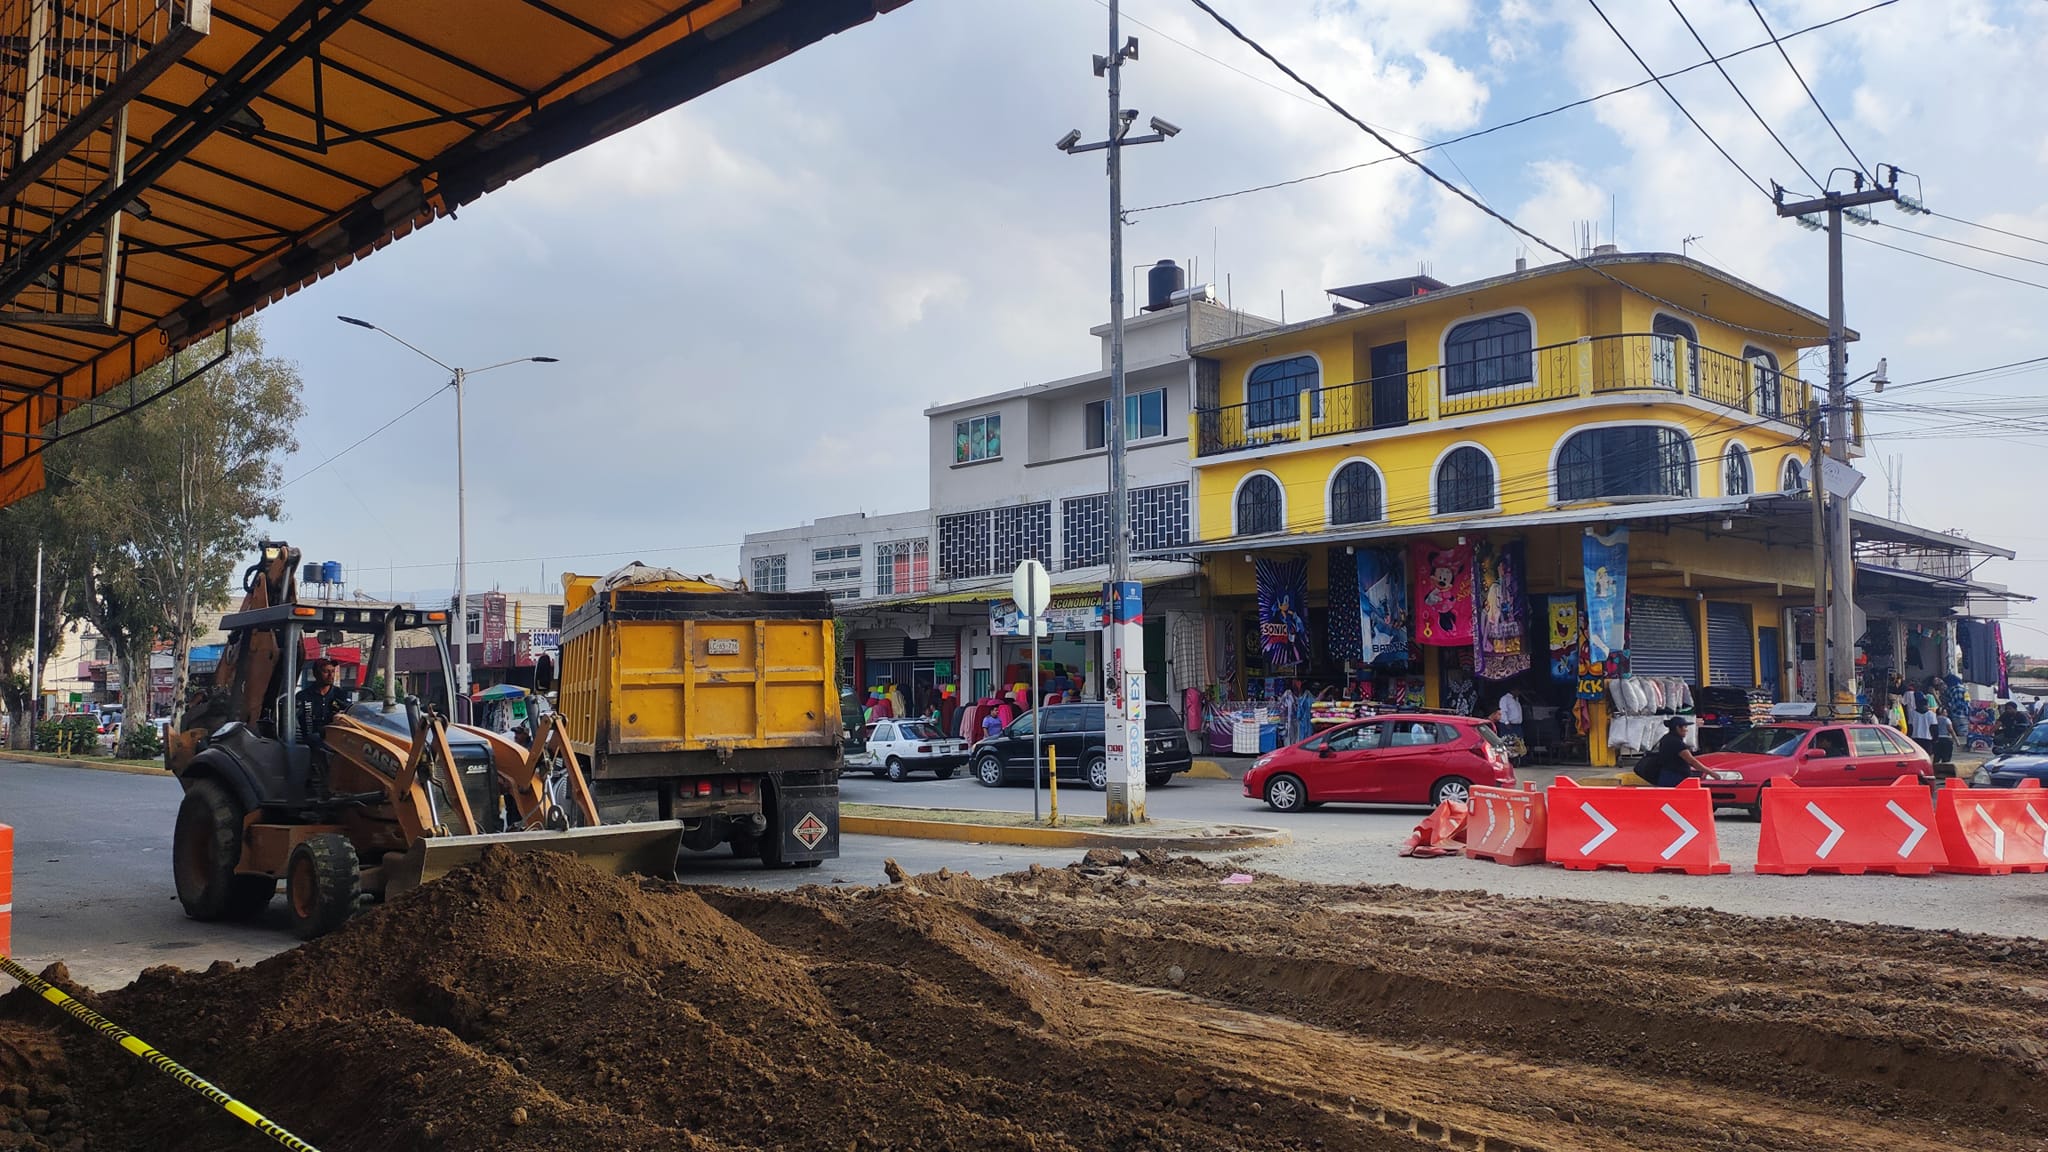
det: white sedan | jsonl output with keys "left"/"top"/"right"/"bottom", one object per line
{"left": 864, "top": 719, "right": 970, "bottom": 782}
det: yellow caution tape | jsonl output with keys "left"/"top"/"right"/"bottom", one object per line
{"left": 0, "top": 954, "right": 321, "bottom": 1152}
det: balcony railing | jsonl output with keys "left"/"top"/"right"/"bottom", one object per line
{"left": 1193, "top": 332, "right": 1811, "bottom": 457}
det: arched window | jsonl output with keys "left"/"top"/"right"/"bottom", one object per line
{"left": 1329, "top": 461, "right": 1383, "bottom": 524}
{"left": 1435, "top": 446, "right": 1496, "bottom": 514}
{"left": 1235, "top": 474, "right": 1283, "bottom": 535}
{"left": 1443, "top": 314, "right": 1533, "bottom": 396}
{"left": 1246, "top": 356, "right": 1319, "bottom": 429}
{"left": 1744, "top": 345, "right": 1781, "bottom": 416}
{"left": 1723, "top": 443, "right": 1752, "bottom": 496}
{"left": 1781, "top": 456, "right": 1808, "bottom": 494}
{"left": 1556, "top": 426, "right": 1694, "bottom": 502}
{"left": 1653, "top": 314, "right": 1700, "bottom": 392}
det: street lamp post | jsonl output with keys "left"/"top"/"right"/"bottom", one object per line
{"left": 336, "top": 315, "right": 556, "bottom": 715}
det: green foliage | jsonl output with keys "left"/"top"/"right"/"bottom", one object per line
{"left": 36, "top": 714, "right": 100, "bottom": 754}
{"left": 120, "top": 721, "right": 163, "bottom": 760}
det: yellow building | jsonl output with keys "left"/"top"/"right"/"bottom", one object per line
{"left": 1169, "top": 250, "right": 2008, "bottom": 765}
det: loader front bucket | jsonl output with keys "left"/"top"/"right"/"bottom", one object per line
{"left": 384, "top": 821, "right": 686, "bottom": 899}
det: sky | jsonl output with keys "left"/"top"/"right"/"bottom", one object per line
{"left": 253, "top": 0, "right": 2048, "bottom": 645}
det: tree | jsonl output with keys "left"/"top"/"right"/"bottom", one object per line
{"left": 0, "top": 498, "right": 75, "bottom": 749}
{"left": 46, "top": 323, "right": 302, "bottom": 756}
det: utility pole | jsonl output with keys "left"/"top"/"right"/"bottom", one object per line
{"left": 1057, "top": 2, "right": 1179, "bottom": 823}
{"left": 30, "top": 541, "right": 43, "bottom": 724}
{"left": 1775, "top": 173, "right": 1898, "bottom": 717}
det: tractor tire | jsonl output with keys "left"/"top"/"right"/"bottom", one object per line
{"left": 285, "top": 834, "right": 361, "bottom": 940}
{"left": 172, "top": 779, "right": 274, "bottom": 922}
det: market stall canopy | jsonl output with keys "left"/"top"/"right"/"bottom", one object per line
{"left": 0, "top": 0, "right": 911, "bottom": 507}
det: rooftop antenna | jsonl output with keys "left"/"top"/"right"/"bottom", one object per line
{"left": 1682, "top": 234, "right": 1702, "bottom": 258}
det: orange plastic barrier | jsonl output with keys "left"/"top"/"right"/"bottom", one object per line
{"left": 1755, "top": 776, "right": 1943, "bottom": 876}
{"left": 1464, "top": 782, "right": 1547, "bottom": 865}
{"left": 1933, "top": 779, "right": 2048, "bottom": 875}
{"left": 1544, "top": 777, "right": 1730, "bottom": 875}
{"left": 1399, "top": 798, "right": 1468, "bottom": 858}
{"left": 1, "top": 822, "right": 11, "bottom": 956}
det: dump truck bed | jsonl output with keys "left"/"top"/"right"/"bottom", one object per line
{"left": 557, "top": 576, "right": 841, "bottom": 780}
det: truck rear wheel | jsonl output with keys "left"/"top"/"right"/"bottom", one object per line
{"left": 285, "top": 834, "right": 361, "bottom": 940}
{"left": 173, "top": 779, "right": 276, "bottom": 921}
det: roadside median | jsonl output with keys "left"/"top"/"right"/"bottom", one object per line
{"left": 0, "top": 750, "right": 168, "bottom": 776}
{"left": 842, "top": 802, "right": 1289, "bottom": 852}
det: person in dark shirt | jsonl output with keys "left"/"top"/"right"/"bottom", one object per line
{"left": 295, "top": 658, "right": 350, "bottom": 744}
{"left": 1633, "top": 716, "right": 1708, "bottom": 787}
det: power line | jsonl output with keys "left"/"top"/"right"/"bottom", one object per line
{"left": 1846, "top": 231, "right": 2048, "bottom": 292}
{"left": 1870, "top": 219, "right": 2048, "bottom": 270}
{"left": 1745, "top": 0, "right": 1874, "bottom": 180}
{"left": 1870, "top": 352, "right": 2048, "bottom": 395}
{"left": 1127, "top": 0, "right": 1901, "bottom": 215}
{"left": 1584, "top": 0, "right": 1773, "bottom": 198}
{"left": 1925, "top": 210, "right": 2048, "bottom": 251}
{"left": 1662, "top": 0, "right": 1823, "bottom": 191}
{"left": 277, "top": 383, "right": 444, "bottom": 490}
{"left": 1177, "top": 0, "right": 1811, "bottom": 343}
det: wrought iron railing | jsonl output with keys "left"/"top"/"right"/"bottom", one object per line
{"left": 1193, "top": 332, "right": 1809, "bottom": 457}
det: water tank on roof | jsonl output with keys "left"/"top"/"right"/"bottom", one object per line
{"left": 301, "top": 562, "right": 324, "bottom": 585}
{"left": 1144, "top": 259, "right": 1185, "bottom": 312}
{"left": 321, "top": 561, "right": 343, "bottom": 586}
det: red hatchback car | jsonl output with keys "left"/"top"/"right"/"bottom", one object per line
{"left": 1696, "top": 722, "right": 1932, "bottom": 815}
{"left": 1244, "top": 713, "right": 1515, "bottom": 813}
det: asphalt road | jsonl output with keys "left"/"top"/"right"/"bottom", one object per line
{"left": 5, "top": 757, "right": 2047, "bottom": 991}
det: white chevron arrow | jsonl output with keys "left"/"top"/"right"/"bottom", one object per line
{"left": 1505, "top": 800, "right": 1517, "bottom": 842}
{"left": 2026, "top": 804, "right": 2048, "bottom": 855}
{"left": 1805, "top": 802, "right": 1845, "bottom": 859}
{"left": 1886, "top": 800, "right": 1927, "bottom": 858}
{"left": 1973, "top": 805, "right": 2006, "bottom": 861}
{"left": 1579, "top": 802, "right": 1617, "bottom": 854}
{"left": 1659, "top": 803, "right": 1699, "bottom": 860}
{"left": 1483, "top": 797, "right": 1498, "bottom": 843}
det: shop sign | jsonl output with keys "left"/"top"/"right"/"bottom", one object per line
{"left": 989, "top": 600, "right": 1102, "bottom": 636}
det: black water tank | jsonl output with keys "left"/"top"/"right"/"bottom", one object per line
{"left": 1145, "top": 259, "right": 1185, "bottom": 311}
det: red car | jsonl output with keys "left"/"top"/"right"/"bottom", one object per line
{"left": 1697, "top": 722, "right": 1932, "bottom": 815}
{"left": 1243, "top": 713, "right": 1515, "bottom": 813}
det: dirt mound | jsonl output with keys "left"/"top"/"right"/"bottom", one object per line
{"left": 6, "top": 848, "right": 2046, "bottom": 1151}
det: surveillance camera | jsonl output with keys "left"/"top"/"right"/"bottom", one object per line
{"left": 1123, "top": 36, "right": 1139, "bottom": 60}
{"left": 1055, "top": 129, "right": 1082, "bottom": 152}
{"left": 1120, "top": 108, "right": 1139, "bottom": 123}
{"left": 1149, "top": 116, "right": 1180, "bottom": 138}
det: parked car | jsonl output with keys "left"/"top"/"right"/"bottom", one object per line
{"left": 864, "top": 718, "right": 970, "bottom": 782}
{"left": 1244, "top": 713, "right": 1513, "bottom": 813}
{"left": 971, "top": 702, "right": 1193, "bottom": 790}
{"left": 1975, "top": 722, "right": 2048, "bottom": 788}
{"left": 1697, "top": 722, "right": 1932, "bottom": 816}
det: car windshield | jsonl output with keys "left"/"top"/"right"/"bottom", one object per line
{"left": 1146, "top": 704, "right": 1185, "bottom": 733}
{"left": 1720, "top": 726, "right": 1808, "bottom": 756}
{"left": 2016, "top": 723, "right": 2048, "bottom": 753}
{"left": 896, "top": 721, "right": 943, "bottom": 740}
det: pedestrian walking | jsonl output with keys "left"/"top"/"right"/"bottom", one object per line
{"left": 1907, "top": 693, "right": 1935, "bottom": 756}
{"left": 1931, "top": 707, "right": 1956, "bottom": 768}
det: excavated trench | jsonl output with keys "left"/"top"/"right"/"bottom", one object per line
{"left": 2, "top": 847, "right": 2044, "bottom": 1151}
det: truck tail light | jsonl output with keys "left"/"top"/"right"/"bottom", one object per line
{"left": 737, "top": 778, "right": 756, "bottom": 795}
{"left": 695, "top": 779, "right": 712, "bottom": 797}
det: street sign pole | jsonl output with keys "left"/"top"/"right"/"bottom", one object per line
{"left": 1011, "top": 559, "right": 1052, "bottom": 824}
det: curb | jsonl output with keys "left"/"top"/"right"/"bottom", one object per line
{"left": 0, "top": 751, "right": 170, "bottom": 776}
{"left": 1186, "top": 759, "right": 1235, "bottom": 780}
{"left": 841, "top": 810, "right": 1290, "bottom": 852}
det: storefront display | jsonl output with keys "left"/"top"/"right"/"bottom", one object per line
{"left": 1255, "top": 557, "right": 1311, "bottom": 669}
{"left": 1411, "top": 541, "right": 1474, "bottom": 646}
{"left": 1326, "top": 550, "right": 1361, "bottom": 664}
{"left": 1474, "top": 539, "right": 1530, "bottom": 680}
{"left": 1546, "top": 595, "right": 1580, "bottom": 681}
{"left": 1357, "top": 547, "right": 1410, "bottom": 666}
{"left": 1582, "top": 528, "right": 1629, "bottom": 674}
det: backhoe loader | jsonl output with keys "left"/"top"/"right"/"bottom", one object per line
{"left": 167, "top": 542, "right": 683, "bottom": 938}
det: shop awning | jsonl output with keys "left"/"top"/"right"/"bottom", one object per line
{"left": 857, "top": 561, "right": 1200, "bottom": 610}
{"left": 1849, "top": 512, "right": 2015, "bottom": 560}
{"left": 0, "top": 0, "right": 913, "bottom": 507}
{"left": 1855, "top": 562, "right": 2032, "bottom": 602}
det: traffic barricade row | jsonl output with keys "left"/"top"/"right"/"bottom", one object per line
{"left": 1439, "top": 778, "right": 2046, "bottom": 876}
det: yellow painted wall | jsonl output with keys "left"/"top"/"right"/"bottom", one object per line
{"left": 1197, "top": 403, "right": 1809, "bottom": 542}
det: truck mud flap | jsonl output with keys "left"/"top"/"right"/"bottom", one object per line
{"left": 775, "top": 783, "right": 840, "bottom": 862}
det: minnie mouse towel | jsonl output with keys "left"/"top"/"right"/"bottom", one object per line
{"left": 1410, "top": 541, "right": 1474, "bottom": 647}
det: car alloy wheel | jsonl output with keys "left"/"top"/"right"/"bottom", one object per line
{"left": 1432, "top": 777, "right": 1472, "bottom": 806}
{"left": 1086, "top": 756, "right": 1108, "bottom": 792}
{"left": 1265, "top": 774, "right": 1305, "bottom": 813}
{"left": 975, "top": 754, "right": 1004, "bottom": 787}
{"left": 886, "top": 757, "right": 908, "bottom": 782}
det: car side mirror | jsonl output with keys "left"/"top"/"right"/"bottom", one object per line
{"left": 1318, "top": 745, "right": 1333, "bottom": 758}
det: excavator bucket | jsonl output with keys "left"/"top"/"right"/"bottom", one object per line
{"left": 383, "top": 821, "right": 687, "bottom": 899}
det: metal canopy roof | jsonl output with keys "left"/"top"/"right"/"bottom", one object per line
{"left": 0, "top": 0, "right": 910, "bottom": 507}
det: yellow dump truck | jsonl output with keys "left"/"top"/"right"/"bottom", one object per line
{"left": 551, "top": 566, "right": 841, "bottom": 868}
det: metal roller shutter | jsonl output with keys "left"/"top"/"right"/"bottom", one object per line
{"left": 1628, "top": 595, "right": 1699, "bottom": 679}
{"left": 1705, "top": 603, "right": 1755, "bottom": 686}
{"left": 861, "top": 635, "right": 908, "bottom": 661}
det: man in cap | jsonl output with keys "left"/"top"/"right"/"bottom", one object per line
{"left": 1633, "top": 715, "right": 1709, "bottom": 788}
{"left": 295, "top": 656, "right": 351, "bottom": 744}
